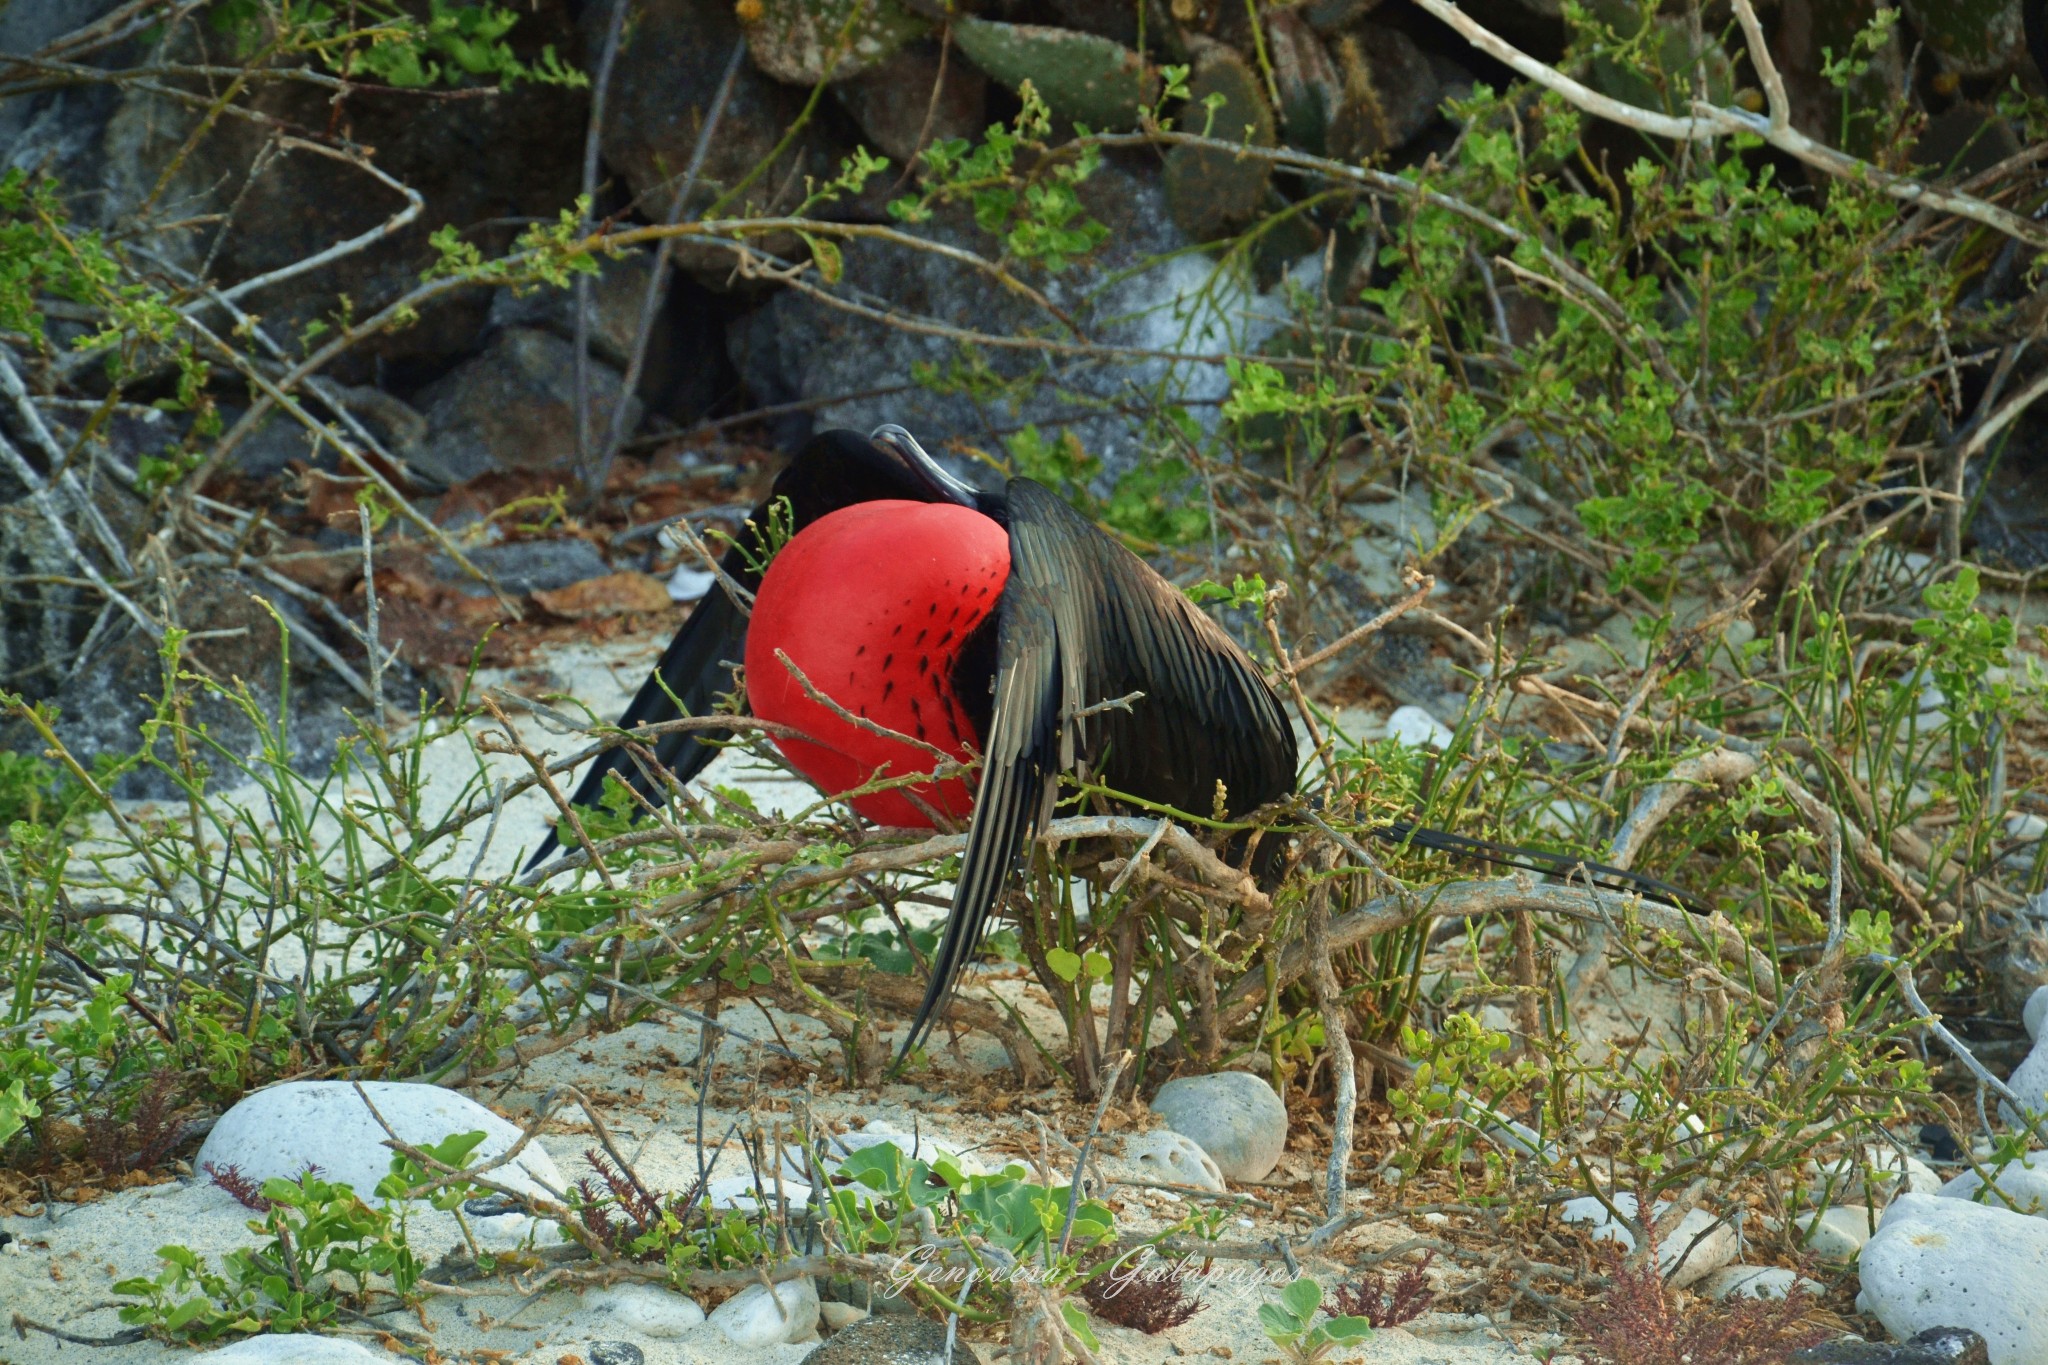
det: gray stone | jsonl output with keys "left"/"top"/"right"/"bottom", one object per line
{"left": 1938, "top": 1148, "right": 2048, "bottom": 1217}
{"left": 833, "top": 43, "right": 987, "bottom": 164}
{"left": 429, "top": 540, "right": 613, "bottom": 595}
{"left": 1558, "top": 1192, "right": 1738, "bottom": 1288}
{"left": 728, "top": 159, "right": 1295, "bottom": 484}
{"left": 5, "top": 567, "right": 375, "bottom": 799}
{"left": 197, "top": 1335, "right": 398, "bottom": 1363}
{"left": 803, "top": 1315, "right": 985, "bottom": 1364}
{"left": 1794, "top": 1327, "right": 1992, "bottom": 1364}
{"left": 1150, "top": 1071, "right": 1287, "bottom": 1182}
{"left": 195, "top": 1081, "right": 565, "bottom": 1230}
{"left": 1857, "top": 1194, "right": 2048, "bottom": 1363}
{"left": 2003, "top": 1033, "right": 2048, "bottom": 1130}
{"left": 1698, "top": 1264, "right": 1824, "bottom": 1302}
{"left": 1117, "top": 1129, "right": 1227, "bottom": 1193}
{"left": 581, "top": 1283, "right": 705, "bottom": 1338}
{"left": 406, "top": 327, "right": 641, "bottom": 486}
{"left": 708, "top": 1275, "right": 820, "bottom": 1345}
{"left": 588, "top": 0, "right": 842, "bottom": 235}
{"left": 489, "top": 253, "right": 667, "bottom": 375}
{"left": 1799, "top": 1204, "right": 1878, "bottom": 1261}
{"left": 587, "top": 1344, "right": 645, "bottom": 1365}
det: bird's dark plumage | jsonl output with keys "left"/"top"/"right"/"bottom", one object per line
{"left": 532, "top": 426, "right": 1703, "bottom": 1064}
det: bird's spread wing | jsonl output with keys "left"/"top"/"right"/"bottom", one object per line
{"left": 898, "top": 478, "right": 1295, "bottom": 1061}
{"left": 898, "top": 579, "right": 1059, "bottom": 1060}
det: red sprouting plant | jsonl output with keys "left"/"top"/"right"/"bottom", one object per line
{"left": 83, "top": 1069, "right": 189, "bottom": 1175}
{"left": 1079, "top": 1257, "right": 1208, "bottom": 1333}
{"left": 575, "top": 1148, "right": 707, "bottom": 1262}
{"left": 1578, "top": 1207, "right": 1827, "bottom": 1365}
{"left": 1333, "top": 1250, "right": 1437, "bottom": 1327}
{"left": 206, "top": 1162, "right": 273, "bottom": 1211}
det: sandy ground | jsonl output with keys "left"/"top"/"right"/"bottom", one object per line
{"left": 3, "top": 627, "right": 1610, "bottom": 1364}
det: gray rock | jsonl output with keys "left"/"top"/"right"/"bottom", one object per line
{"left": 1794, "top": 1327, "right": 1992, "bottom": 1364}
{"left": 1938, "top": 1148, "right": 2048, "bottom": 1217}
{"left": 1117, "top": 1129, "right": 1227, "bottom": 1193}
{"left": 1150, "top": 1071, "right": 1287, "bottom": 1182}
{"left": 1697, "top": 1264, "right": 1824, "bottom": 1302}
{"left": 429, "top": 539, "right": 613, "bottom": 595}
{"left": 1326, "top": 22, "right": 1444, "bottom": 160}
{"left": 2027, "top": 984, "right": 2048, "bottom": 1041}
{"left": 1857, "top": 1194, "right": 2048, "bottom": 1362}
{"left": 89, "top": 11, "right": 586, "bottom": 380}
{"left": 728, "top": 158, "right": 1296, "bottom": 483}
{"left": 1799, "top": 1204, "right": 1878, "bottom": 1261}
{"left": 708, "top": 1276, "right": 820, "bottom": 1345}
{"left": 833, "top": 42, "right": 988, "bottom": 164}
{"left": 195, "top": 1081, "right": 565, "bottom": 1236}
{"left": 803, "top": 1315, "right": 985, "bottom": 1364}
{"left": 588, "top": 0, "right": 842, "bottom": 234}
{"left": 407, "top": 327, "right": 641, "bottom": 486}
{"left": 197, "top": 1336, "right": 399, "bottom": 1363}
{"left": 580, "top": 1283, "right": 706, "bottom": 1338}
{"left": 2006, "top": 1031, "right": 2048, "bottom": 1129}
{"left": 587, "top": 1345, "right": 645, "bottom": 1365}
{"left": 1558, "top": 1192, "right": 1738, "bottom": 1287}
{"left": 490, "top": 253, "right": 667, "bottom": 375}
{"left": 6, "top": 567, "right": 374, "bottom": 799}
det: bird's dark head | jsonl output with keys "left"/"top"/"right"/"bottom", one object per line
{"left": 773, "top": 427, "right": 985, "bottom": 524}
{"left": 867, "top": 424, "right": 979, "bottom": 506}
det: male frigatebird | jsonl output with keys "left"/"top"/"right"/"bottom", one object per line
{"left": 529, "top": 425, "right": 1700, "bottom": 1059}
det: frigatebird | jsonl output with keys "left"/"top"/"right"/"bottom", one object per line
{"left": 528, "top": 425, "right": 1701, "bottom": 1059}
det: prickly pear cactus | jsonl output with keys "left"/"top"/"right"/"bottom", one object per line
{"left": 1902, "top": 0, "right": 2025, "bottom": 75}
{"left": 1165, "top": 46, "right": 1276, "bottom": 242}
{"left": 739, "top": 0, "right": 929, "bottom": 87}
{"left": 950, "top": 17, "right": 1158, "bottom": 131}
{"left": 1587, "top": 13, "right": 1735, "bottom": 116}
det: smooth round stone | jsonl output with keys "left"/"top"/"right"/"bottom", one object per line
{"left": 819, "top": 1300, "right": 870, "bottom": 1330}
{"left": 709, "top": 1275, "right": 821, "bottom": 1345}
{"left": 588, "top": 1344, "right": 645, "bottom": 1365}
{"left": 1800, "top": 1205, "right": 1877, "bottom": 1261}
{"left": 2025, "top": 985, "right": 2048, "bottom": 1042}
{"left": 194, "top": 1081, "right": 563, "bottom": 1208}
{"left": 1150, "top": 1072, "right": 1288, "bottom": 1182}
{"left": 1699, "top": 1264, "right": 1824, "bottom": 1302}
{"left": 1559, "top": 1192, "right": 1736, "bottom": 1287}
{"left": 1857, "top": 1194, "right": 2048, "bottom": 1360}
{"left": 1123, "top": 1129, "right": 1226, "bottom": 1193}
{"left": 1938, "top": 1148, "right": 2048, "bottom": 1217}
{"left": 582, "top": 1282, "right": 706, "bottom": 1338}
{"left": 199, "top": 1337, "right": 394, "bottom": 1362}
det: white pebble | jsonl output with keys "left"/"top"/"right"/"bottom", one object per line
{"left": 1124, "top": 1129, "right": 1226, "bottom": 1193}
{"left": 1939, "top": 1148, "right": 2048, "bottom": 1217}
{"left": 1697, "top": 1265, "right": 1823, "bottom": 1302}
{"left": 1560, "top": 1192, "right": 1736, "bottom": 1287}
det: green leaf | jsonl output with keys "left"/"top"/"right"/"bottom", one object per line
{"left": 1258, "top": 1301, "right": 1302, "bottom": 1338}
{"left": 1280, "top": 1275, "right": 1322, "bottom": 1319}
{"left": 1324, "top": 1315, "right": 1376, "bottom": 1342}
{"left": 1081, "top": 950, "right": 1112, "bottom": 980}
{"left": 1061, "top": 1299, "right": 1102, "bottom": 1350}
{"left": 1045, "top": 947, "right": 1083, "bottom": 982}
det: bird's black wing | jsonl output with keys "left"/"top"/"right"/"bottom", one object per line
{"left": 524, "top": 538, "right": 761, "bottom": 873}
{"left": 898, "top": 578, "right": 1060, "bottom": 1060}
{"left": 898, "top": 477, "right": 1296, "bottom": 1059}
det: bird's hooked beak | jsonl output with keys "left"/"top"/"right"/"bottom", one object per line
{"left": 870, "top": 423, "right": 978, "bottom": 507}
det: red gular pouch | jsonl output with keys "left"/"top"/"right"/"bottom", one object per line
{"left": 744, "top": 499, "right": 1010, "bottom": 827}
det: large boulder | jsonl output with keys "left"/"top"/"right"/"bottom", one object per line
{"left": 727, "top": 157, "right": 1299, "bottom": 481}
